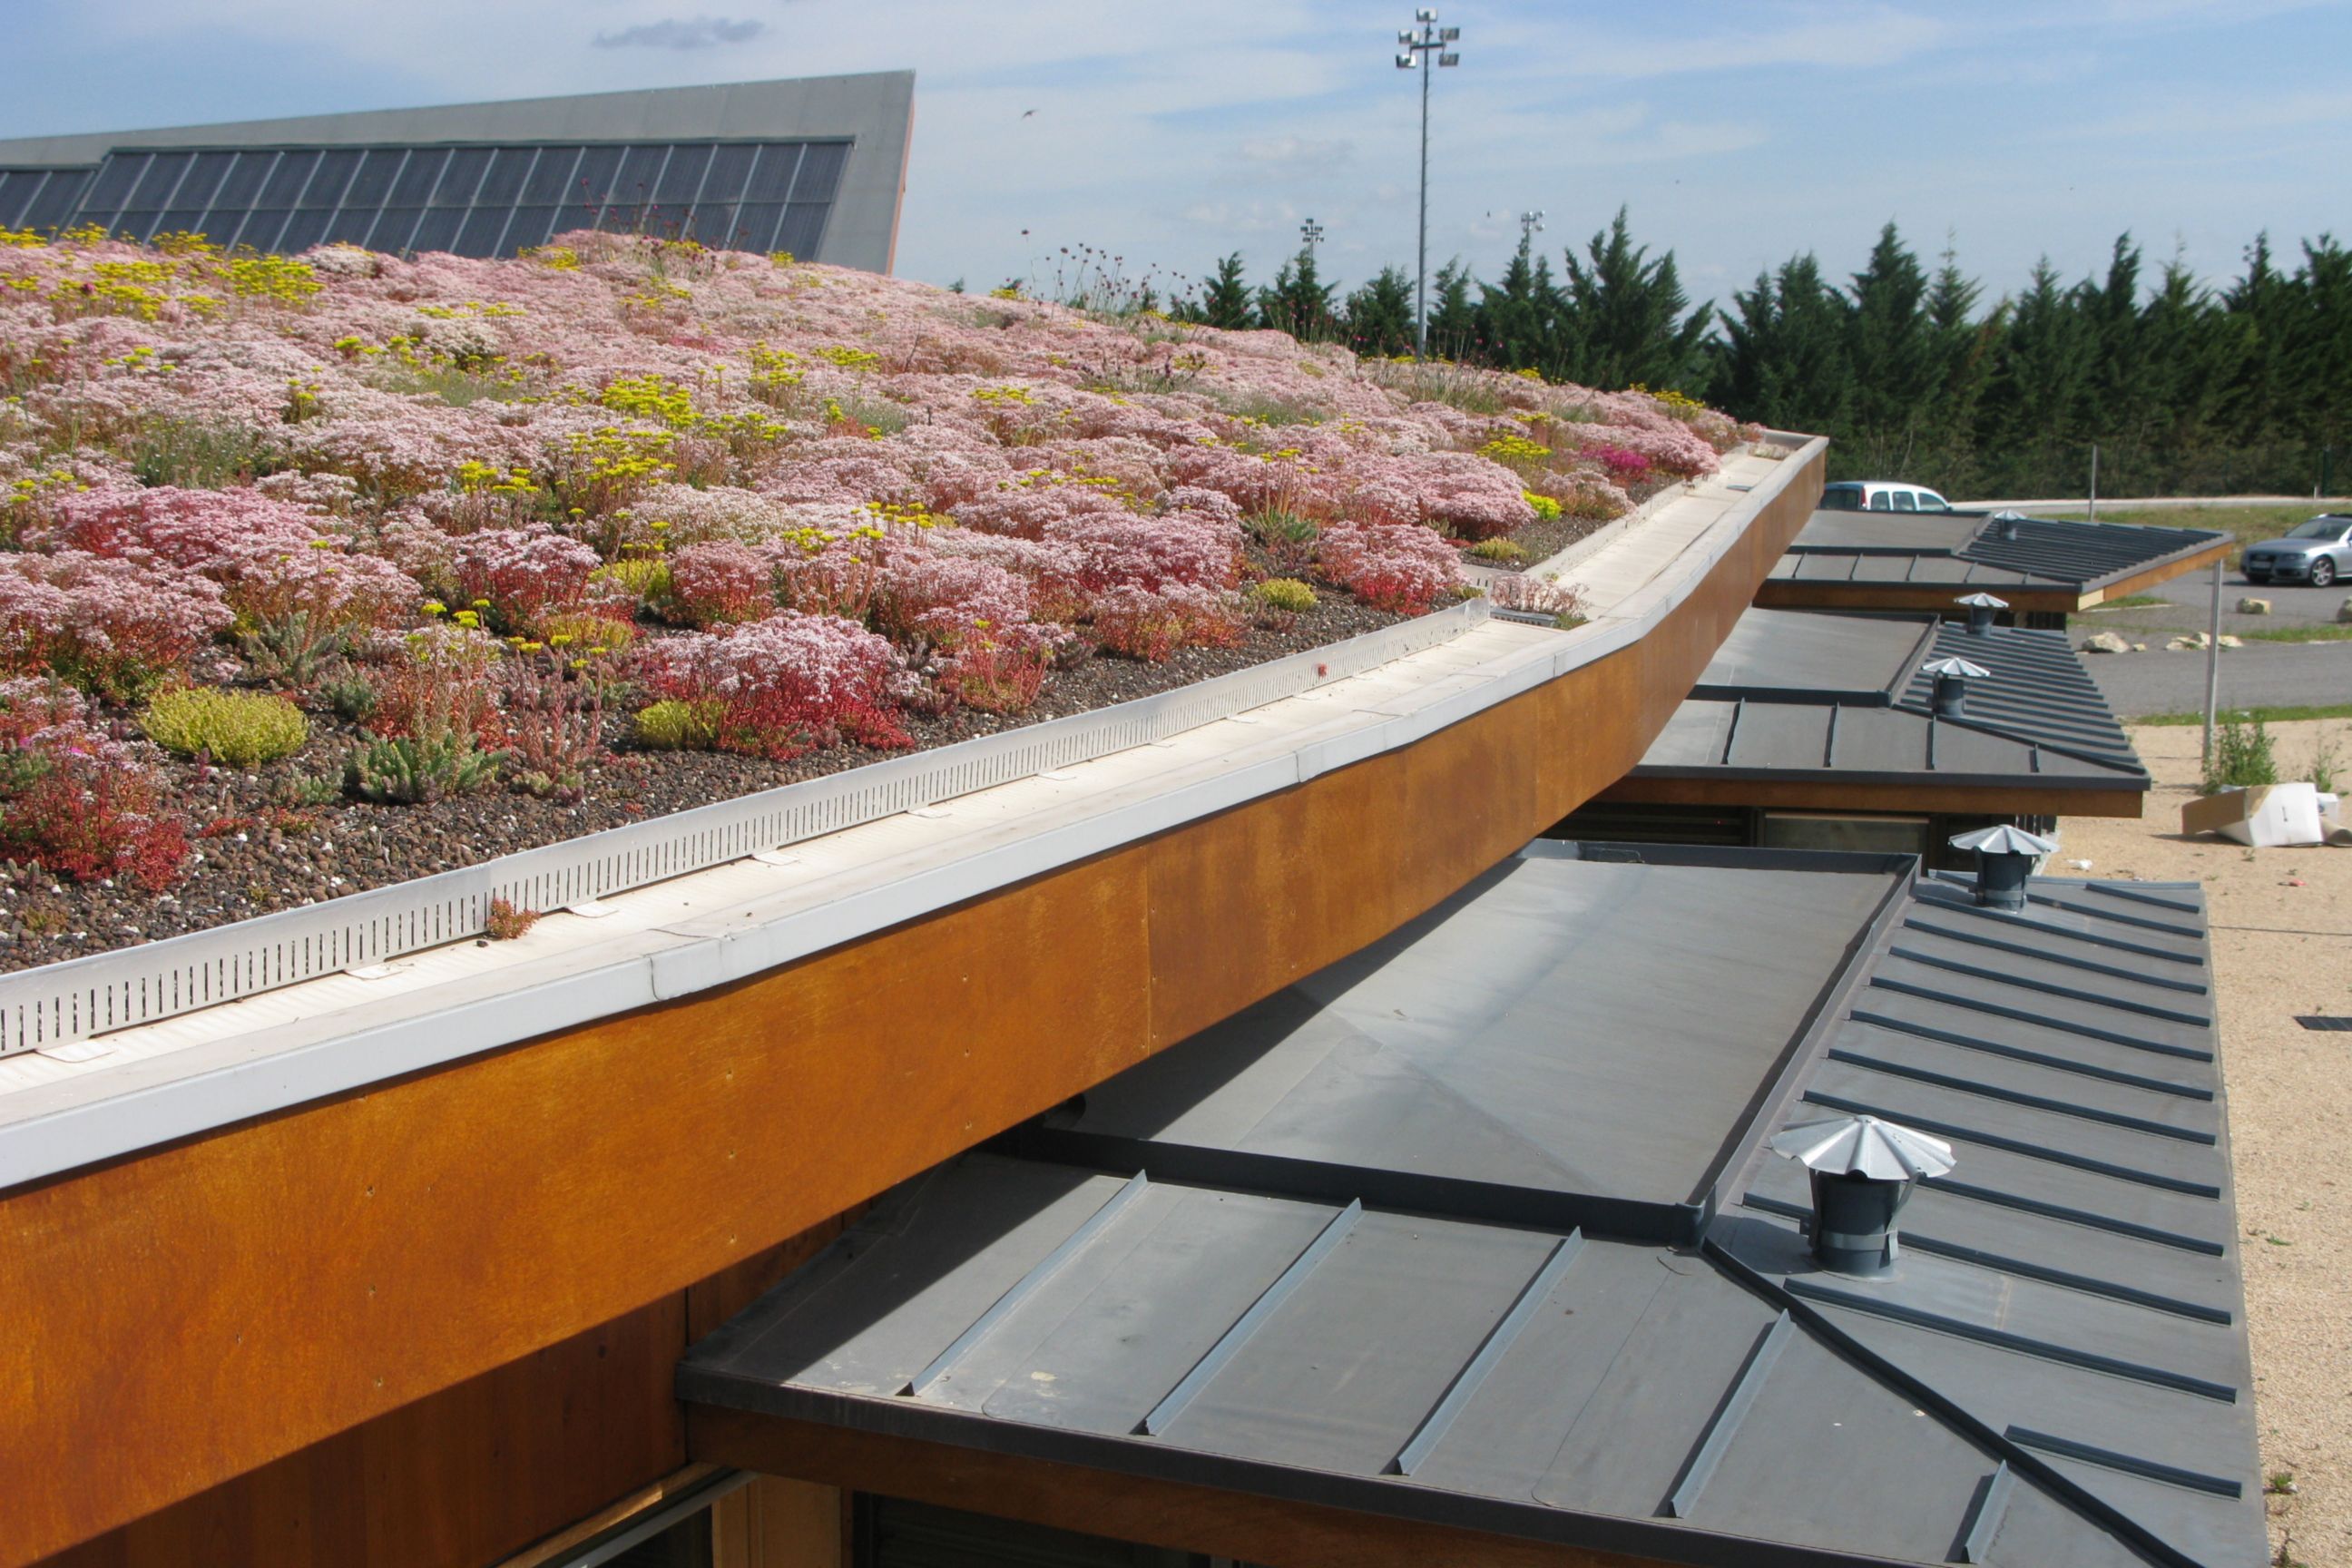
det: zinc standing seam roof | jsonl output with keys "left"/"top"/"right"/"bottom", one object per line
{"left": 681, "top": 844, "right": 2256, "bottom": 1568}
{"left": 1769, "top": 511, "right": 2230, "bottom": 599}
{"left": 1629, "top": 608, "right": 2149, "bottom": 794}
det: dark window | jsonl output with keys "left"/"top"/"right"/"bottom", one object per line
{"left": 171, "top": 151, "right": 238, "bottom": 214}
{"left": 855, "top": 1494, "right": 1227, "bottom": 1568}
{"left": 79, "top": 152, "right": 151, "bottom": 217}
{"left": 603, "top": 1505, "right": 712, "bottom": 1568}
{"left": 741, "top": 142, "right": 804, "bottom": 202}
{"left": 430, "top": 147, "right": 494, "bottom": 208}
{"left": 454, "top": 204, "right": 515, "bottom": 257}
{"left": 727, "top": 202, "right": 784, "bottom": 251}
{"left": 472, "top": 146, "right": 537, "bottom": 208}
{"left": 363, "top": 207, "right": 424, "bottom": 251}
{"left": 407, "top": 207, "right": 465, "bottom": 254}
{"left": 21, "top": 169, "right": 94, "bottom": 230}
{"left": 775, "top": 201, "right": 830, "bottom": 259}
{"left": 207, "top": 151, "right": 276, "bottom": 211}
{"left": 276, "top": 208, "right": 333, "bottom": 252}
{"left": 341, "top": 148, "right": 409, "bottom": 209}
{"left": 1892, "top": 490, "right": 1917, "bottom": 512}
{"left": 122, "top": 152, "right": 194, "bottom": 213}
{"left": 502, "top": 205, "right": 562, "bottom": 251}
{"left": 792, "top": 142, "right": 849, "bottom": 203}
{"left": 255, "top": 150, "right": 321, "bottom": 208}
{"left": 386, "top": 148, "right": 447, "bottom": 206}
{"left": 231, "top": 209, "right": 293, "bottom": 250}
{"left": 519, "top": 145, "right": 583, "bottom": 204}
{"left": 299, "top": 148, "right": 364, "bottom": 209}
{"left": 653, "top": 143, "right": 715, "bottom": 205}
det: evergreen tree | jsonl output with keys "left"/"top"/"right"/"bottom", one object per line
{"left": 1842, "top": 224, "right": 1936, "bottom": 475}
{"left": 1341, "top": 266, "right": 1416, "bottom": 358}
{"left": 1558, "top": 208, "right": 1715, "bottom": 389}
{"left": 1717, "top": 254, "right": 1850, "bottom": 436}
{"left": 1186, "top": 252, "right": 1255, "bottom": 329}
{"left": 1256, "top": 248, "right": 1338, "bottom": 340}
{"left": 1477, "top": 234, "right": 1571, "bottom": 377}
{"left": 1426, "top": 260, "right": 1480, "bottom": 360}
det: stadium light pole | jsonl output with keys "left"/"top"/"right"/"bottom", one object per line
{"left": 1520, "top": 209, "right": 1545, "bottom": 250}
{"left": 1396, "top": 9, "right": 1460, "bottom": 358}
{"left": 1299, "top": 217, "right": 1325, "bottom": 260}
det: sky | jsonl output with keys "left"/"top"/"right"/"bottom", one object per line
{"left": 5, "top": 0, "right": 2347, "bottom": 315}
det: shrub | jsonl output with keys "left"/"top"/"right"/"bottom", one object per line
{"left": 140, "top": 688, "right": 309, "bottom": 768}
{"left": 1523, "top": 492, "right": 1563, "bottom": 523}
{"left": 0, "top": 677, "right": 188, "bottom": 887}
{"left": 1251, "top": 577, "right": 1318, "bottom": 612}
{"left": 453, "top": 527, "right": 600, "bottom": 635}
{"left": 2202, "top": 716, "right": 2279, "bottom": 794}
{"left": 632, "top": 698, "right": 724, "bottom": 750}
{"left": 1316, "top": 523, "right": 1463, "bottom": 614}
{"left": 637, "top": 613, "right": 908, "bottom": 760}
{"left": 1466, "top": 538, "right": 1529, "bottom": 564}
{"left": 0, "top": 551, "right": 234, "bottom": 703}
{"left": 346, "top": 732, "right": 500, "bottom": 804}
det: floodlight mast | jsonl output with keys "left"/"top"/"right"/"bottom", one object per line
{"left": 1300, "top": 216, "right": 1325, "bottom": 259}
{"left": 1396, "top": 10, "right": 1461, "bottom": 358}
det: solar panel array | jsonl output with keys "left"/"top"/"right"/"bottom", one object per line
{"left": 0, "top": 167, "right": 95, "bottom": 230}
{"left": 0, "top": 141, "right": 846, "bottom": 259}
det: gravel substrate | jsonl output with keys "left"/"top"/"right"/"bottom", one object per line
{"left": 2059, "top": 720, "right": 2352, "bottom": 1566}
{"left": 0, "top": 593, "right": 1404, "bottom": 973}
{"left": 1478, "top": 476, "right": 1675, "bottom": 573}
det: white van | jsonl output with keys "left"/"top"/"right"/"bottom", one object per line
{"left": 1819, "top": 481, "right": 1953, "bottom": 514}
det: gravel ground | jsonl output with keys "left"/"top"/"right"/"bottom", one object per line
{"left": 0, "top": 592, "right": 1404, "bottom": 972}
{"left": 2058, "top": 720, "right": 2352, "bottom": 1566}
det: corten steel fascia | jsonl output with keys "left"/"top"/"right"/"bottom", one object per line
{"left": 0, "top": 445, "right": 1824, "bottom": 1568}
{"left": 0, "top": 441, "right": 1825, "bottom": 1194}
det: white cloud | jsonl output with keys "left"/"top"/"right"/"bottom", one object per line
{"left": 593, "top": 15, "right": 767, "bottom": 50}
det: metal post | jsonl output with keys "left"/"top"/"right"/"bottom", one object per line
{"left": 2202, "top": 558, "right": 2223, "bottom": 771}
{"left": 2087, "top": 443, "right": 2098, "bottom": 524}
{"left": 1416, "top": 44, "right": 1430, "bottom": 357}
{"left": 1395, "top": 12, "right": 1456, "bottom": 359}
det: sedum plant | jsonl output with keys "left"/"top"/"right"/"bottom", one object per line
{"left": 140, "top": 687, "right": 309, "bottom": 768}
{"left": 346, "top": 731, "right": 499, "bottom": 804}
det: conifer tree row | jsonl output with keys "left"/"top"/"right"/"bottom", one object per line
{"left": 1176, "top": 214, "right": 2352, "bottom": 499}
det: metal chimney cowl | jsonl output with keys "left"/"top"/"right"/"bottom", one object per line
{"left": 1955, "top": 592, "right": 2008, "bottom": 636}
{"left": 1919, "top": 655, "right": 1988, "bottom": 719}
{"left": 1948, "top": 823, "right": 2058, "bottom": 910}
{"left": 1989, "top": 508, "right": 2027, "bottom": 542}
{"left": 1769, "top": 1114, "right": 1956, "bottom": 1277}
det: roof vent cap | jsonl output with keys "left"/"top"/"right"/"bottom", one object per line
{"left": 1955, "top": 591, "right": 2009, "bottom": 636}
{"left": 1920, "top": 654, "right": 1989, "bottom": 718}
{"left": 1769, "top": 1113, "right": 1956, "bottom": 1277}
{"left": 1948, "top": 822, "right": 2057, "bottom": 909}
{"left": 1988, "top": 508, "right": 2028, "bottom": 542}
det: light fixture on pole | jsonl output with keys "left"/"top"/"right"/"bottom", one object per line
{"left": 1299, "top": 216, "right": 1325, "bottom": 260}
{"left": 1520, "top": 210, "right": 1545, "bottom": 249}
{"left": 1395, "top": 8, "right": 1460, "bottom": 358}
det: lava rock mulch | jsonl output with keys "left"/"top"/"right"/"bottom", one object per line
{"left": 0, "top": 597, "right": 1406, "bottom": 974}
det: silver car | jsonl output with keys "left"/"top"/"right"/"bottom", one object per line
{"left": 2243, "top": 515, "right": 2352, "bottom": 587}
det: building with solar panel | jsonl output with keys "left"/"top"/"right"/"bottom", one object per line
{"left": 0, "top": 71, "right": 916, "bottom": 271}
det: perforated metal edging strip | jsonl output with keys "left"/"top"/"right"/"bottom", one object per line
{"left": 0, "top": 602, "right": 1488, "bottom": 1055}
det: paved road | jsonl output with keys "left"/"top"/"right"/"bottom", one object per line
{"left": 2084, "top": 640, "right": 2352, "bottom": 719}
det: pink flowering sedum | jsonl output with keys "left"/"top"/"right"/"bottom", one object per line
{"left": 0, "top": 221, "right": 1759, "bottom": 799}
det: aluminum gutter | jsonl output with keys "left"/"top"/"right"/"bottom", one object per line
{"left": 0, "top": 438, "right": 1823, "bottom": 1189}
